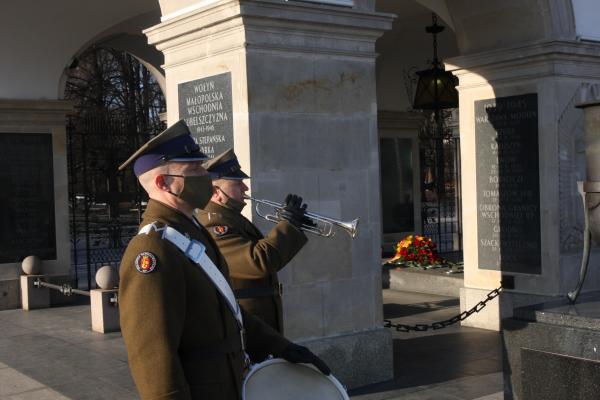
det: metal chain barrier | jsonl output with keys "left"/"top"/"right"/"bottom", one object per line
{"left": 383, "top": 285, "right": 503, "bottom": 332}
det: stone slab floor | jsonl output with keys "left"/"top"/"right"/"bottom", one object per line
{"left": 0, "top": 290, "right": 503, "bottom": 399}
{"left": 349, "top": 290, "right": 503, "bottom": 400}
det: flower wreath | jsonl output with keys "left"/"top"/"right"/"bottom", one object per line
{"left": 389, "top": 235, "right": 440, "bottom": 267}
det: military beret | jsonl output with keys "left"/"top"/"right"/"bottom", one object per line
{"left": 118, "top": 120, "right": 208, "bottom": 176}
{"left": 203, "top": 148, "right": 250, "bottom": 180}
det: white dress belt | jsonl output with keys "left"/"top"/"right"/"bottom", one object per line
{"left": 138, "top": 222, "right": 244, "bottom": 330}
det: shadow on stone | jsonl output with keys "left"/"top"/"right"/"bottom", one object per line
{"left": 383, "top": 298, "right": 460, "bottom": 319}
{"left": 381, "top": 264, "right": 394, "bottom": 289}
{"left": 349, "top": 331, "right": 502, "bottom": 396}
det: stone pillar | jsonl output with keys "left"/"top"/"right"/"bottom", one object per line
{"left": 0, "top": 100, "right": 73, "bottom": 310}
{"left": 146, "top": 0, "right": 393, "bottom": 388}
{"left": 90, "top": 289, "right": 120, "bottom": 333}
{"left": 446, "top": 41, "right": 600, "bottom": 330}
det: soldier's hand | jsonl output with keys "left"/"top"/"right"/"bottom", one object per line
{"left": 302, "top": 214, "right": 317, "bottom": 229}
{"left": 278, "top": 194, "right": 306, "bottom": 229}
{"left": 281, "top": 343, "right": 331, "bottom": 376}
{"left": 284, "top": 194, "right": 302, "bottom": 209}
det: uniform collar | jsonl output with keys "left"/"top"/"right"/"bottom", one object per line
{"left": 203, "top": 200, "right": 263, "bottom": 238}
{"left": 204, "top": 200, "right": 237, "bottom": 217}
{"left": 142, "top": 199, "right": 228, "bottom": 270}
{"left": 143, "top": 199, "right": 199, "bottom": 233}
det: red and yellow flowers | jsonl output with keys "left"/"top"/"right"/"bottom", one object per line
{"left": 390, "top": 235, "right": 439, "bottom": 267}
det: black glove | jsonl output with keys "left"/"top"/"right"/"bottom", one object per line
{"left": 281, "top": 343, "right": 331, "bottom": 376}
{"left": 278, "top": 194, "right": 307, "bottom": 229}
{"left": 301, "top": 214, "right": 317, "bottom": 229}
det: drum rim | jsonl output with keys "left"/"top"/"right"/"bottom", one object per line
{"left": 242, "top": 357, "right": 349, "bottom": 400}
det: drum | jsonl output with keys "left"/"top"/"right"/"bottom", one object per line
{"left": 242, "top": 358, "right": 349, "bottom": 400}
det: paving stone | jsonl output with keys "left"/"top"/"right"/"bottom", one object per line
{"left": 51, "top": 379, "right": 139, "bottom": 400}
{"left": 473, "top": 392, "right": 503, "bottom": 400}
{"left": 350, "top": 386, "right": 435, "bottom": 400}
{"left": 352, "top": 386, "right": 464, "bottom": 400}
{"left": 96, "top": 365, "right": 137, "bottom": 392}
{"left": 0, "top": 292, "right": 504, "bottom": 400}
{"left": 0, "top": 368, "right": 44, "bottom": 396}
{"left": 425, "top": 373, "right": 503, "bottom": 399}
{"left": 350, "top": 290, "right": 503, "bottom": 399}
{"left": 384, "top": 389, "right": 463, "bottom": 400}
{"left": 5, "top": 388, "right": 71, "bottom": 400}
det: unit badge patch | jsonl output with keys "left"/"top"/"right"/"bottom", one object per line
{"left": 213, "top": 226, "right": 229, "bottom": 236}
{"left": 135, "top": 252, "right": 157, "bottom": 274}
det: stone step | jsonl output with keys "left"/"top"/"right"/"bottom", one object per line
{"left": 385, "top": 266, "right": 463, "bottom": 297}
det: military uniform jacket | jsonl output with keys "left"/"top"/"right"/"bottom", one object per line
{"left": 197, "top": 201, "right": 307, "bottom": 333}
{"left": 119, "top": 200, "right": 291, "bottom": 400}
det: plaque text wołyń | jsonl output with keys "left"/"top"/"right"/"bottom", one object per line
{"left": 178, "top": 72, "right": 233, "bottom": 158}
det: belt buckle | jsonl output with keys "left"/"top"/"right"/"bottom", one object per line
{"left": 185, "top": 239, "right": 205, "bottom": 261}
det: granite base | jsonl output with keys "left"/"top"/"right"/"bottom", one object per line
{"left": 503, "top": 291, "right": 600, "bottom": 399}
{"left": 389, "top": 267, "right": 463, "bottom": 297}
{"left": 300, "top": 327, "right": 393, "bottom": 390}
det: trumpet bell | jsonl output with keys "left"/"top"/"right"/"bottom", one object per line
{"left": 343, "top": 218, "right": 359, "bottom": 239}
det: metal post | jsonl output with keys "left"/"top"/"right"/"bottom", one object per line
{"left": 67, "top": 118, "right": 79, "bottom": 286}
{"left": 435, "top": 109, "right": 444, "bottom": 250}
{"left": 82, "top": 119, "right": 92, "bottom": 291}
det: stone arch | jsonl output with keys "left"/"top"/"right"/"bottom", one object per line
{"left": 378, "top": 0, "right": 579, "bottom": 58}
{"left": 375, "top": 0, "right": 459, "bottom": 112}
{"left": 0, "top": 0, "right": 161, "bottom": 100}
{"left": 447, "top": 0, "right": 576, "bottom": 55}
{"left": 57, "top": 10, "right": 165, "bottom": 99}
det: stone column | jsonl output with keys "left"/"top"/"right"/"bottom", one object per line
{"left": 446, "top": 41, "right": 600, "bottom": 330}
{"left": 146, "top": 0, "right": 393, "bottom": 387}
{"left": 0, "top": 100, "right": 73, "bottom": 310}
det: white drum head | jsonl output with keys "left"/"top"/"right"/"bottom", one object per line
{"left": 243, "top": 358, "right": 349, "bottom": 400}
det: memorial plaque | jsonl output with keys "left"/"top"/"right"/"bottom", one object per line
{"left": 0, "top": 133, "right": 56, "bottom": 263}
{"left": 475, "top": 93, "right": 541, "bottom": 274}
{"left": 178, "top": 72, "right": 233, "bottom": 158}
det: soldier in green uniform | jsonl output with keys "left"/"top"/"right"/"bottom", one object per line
{"left": 197, "top": 148, "right": 309, "bottom": 333}
{"left": 118, "top": 121, "right": 329, "bottom": 400}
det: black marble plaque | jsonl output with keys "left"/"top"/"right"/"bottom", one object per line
{"left": 178, "top": 72, "right": 233, "bottom": 158}
{"left": 522, "top": 348, "right": 600, "bottom": 400}
{"left": 0, "top": 133, "right": 56, "bottom": 263}
{"left": 475, "top": 93, "right": 541, "bottom": 274}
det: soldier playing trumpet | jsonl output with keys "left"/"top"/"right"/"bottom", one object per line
{"left": 196, "top": 148, "right": 309, "bottom": 333}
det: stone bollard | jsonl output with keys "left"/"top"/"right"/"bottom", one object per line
{"left": 90, "top": 266, "right": 120, "bottom": 333}
{"left": 20, "top": 255, "right": 50, "bottom": 310}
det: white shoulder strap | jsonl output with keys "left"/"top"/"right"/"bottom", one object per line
{"left": 138, "top": 223, "right": 244, "bottom": 329}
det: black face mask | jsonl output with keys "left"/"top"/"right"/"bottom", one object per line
{"left": 164, "top": 174, "right": 213, "bottom": 210}
{"left": 215, "top": 186, "right": 246, "bottom": 213}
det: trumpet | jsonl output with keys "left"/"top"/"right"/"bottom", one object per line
{"left": 244, "top": 195, "right": 359, "bottom": 239}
